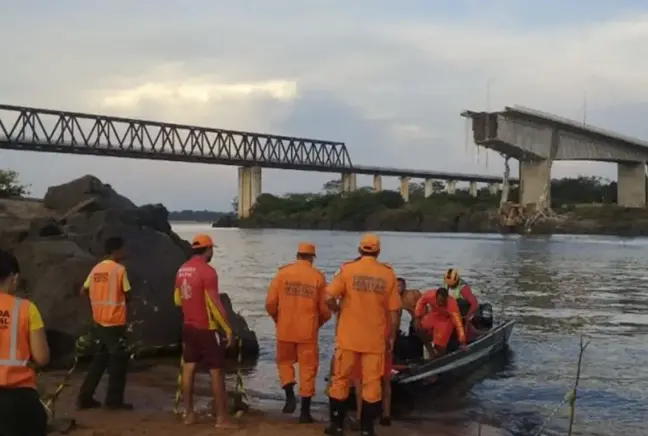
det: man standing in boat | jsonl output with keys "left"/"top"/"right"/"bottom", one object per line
{"left": 414, "top": 287, "right": 467, "bottom": 359}
{"left": 443, "top": 268, "right": 478, "bottom": 324}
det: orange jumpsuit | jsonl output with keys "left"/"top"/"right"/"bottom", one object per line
{"left": 265, "top": 259, "right": 331, "bottom": 398}
{"left": 414, "top": 289, "right": 466, "bottom": 349}
{"left": 448, "top": 281, "right": 479, "bottom": 318}
{"left": 327, "top": 257, "right": 401, "bottom": 404}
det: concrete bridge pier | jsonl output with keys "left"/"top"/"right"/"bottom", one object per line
{"left": 399, "top": 176, "right": 410, "bottom": 202}
{"left": 424, "top": 178, "right": 434, "bottom": 198}
{"left": 341, "top": 172, "right": 357, "bottom": 193}
{"left": 488, "top": 183, "right": 500, "bottom": 195}
{"left": 519, "top": 159, "right": 552, "bottom": 208}
{"left": 447, "top": 180, "right": 457, "bottom": 195}
{"left": 617, "top": 162, "right": 647, "bottom": 207}
{"left": 469, "top": 181, "right": 478, "bottom": 197}
{"left": 373, "top": 175, "right": 382, "bottom": 192}
{"left": 237, "top": 166, "right": 262, "bottom": 218}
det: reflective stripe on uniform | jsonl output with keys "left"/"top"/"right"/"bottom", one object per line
{"left": 0, "top": 297, "right": 28, "bottom": 367}
{"left": 91, "top": 265, "right": 124, "bottom": 308}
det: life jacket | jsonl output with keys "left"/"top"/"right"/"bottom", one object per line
{"left": 447, "top": 279, "right": 469, "bottom": 300}
{"left": 88, "top": 260, "right": 127, "bottom": 326}
{"left": 0, "top": 294, "right": 36, "bottom": 389}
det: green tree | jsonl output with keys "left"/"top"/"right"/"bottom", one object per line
{"left": 231, "top": 196, "right": 238, "bottom": 213}
{"left": 322, "top": 179, "right": 342, "bottom": 195}
{"left": 0, "top": 169, "right": 29, "bottom": 198}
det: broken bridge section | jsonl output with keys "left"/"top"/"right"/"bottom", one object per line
{"left": 461, "top": 106, "right": 648, "bottom": 208}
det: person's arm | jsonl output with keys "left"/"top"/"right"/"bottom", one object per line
{"left": 204, "top": 268, "right": 232, "bottom": 337}
{"left": 449, "top": 300, "right": 466, "bottom": 345}
{"left": 386, "top": 278, "right": 402, "bottom": 347}
{"left": 414, "top": 291, "right": 433, "bottom": 318}
{"left": 80, "top": 271, "right": 92, "bottom": 296}
{"left": 27, "top": 302, "right": 50, "bottom": 367}
{"left": 461, "top": 286, "right": 479, "bottom": 318}
{"left": 121, "top": 268, "right": 132, "bottom": 302}
{"left": 325, "top": 267, "right": 346, "bottom": 311}
{"left": 265, "top": 271, "right": 281, "bottom": 323}
{"left": 317, "top": 273, "right": 332, "bottom": 327}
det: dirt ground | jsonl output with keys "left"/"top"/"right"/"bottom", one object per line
{"left": 39, "top": 365, "right": 504, "bottom": 436}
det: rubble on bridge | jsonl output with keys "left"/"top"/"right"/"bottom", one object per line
{"left": 0, "top": 175, "right": 259, "bottom": 364}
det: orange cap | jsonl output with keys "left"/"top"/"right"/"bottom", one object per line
{"left": 297, "top": 242, "right": 316, "bottom": 256}
{"left": 191, "top": 234, "right": 214, "bottom": 249}
{"left": 358, "top": 233, "right": 380, "bottom": 253}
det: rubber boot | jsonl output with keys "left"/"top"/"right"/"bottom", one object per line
{"left": 324, "top": 397, "right": 346, "bottom": 436}
{"left": 299, "top": 397, "right": 315, "bottom": 423}
{"left": 360, "top": 401, "right": 379, "bottom": 436}
{"left": 282, "top": 382, "right": 297, "bottom": 414}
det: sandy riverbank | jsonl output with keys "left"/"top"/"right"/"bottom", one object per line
{"left": 39, "top": 364, "right": 504, "bottom": 436}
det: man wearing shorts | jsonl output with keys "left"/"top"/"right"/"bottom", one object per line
{"left": 174, "top": 234, "right": 237, "bottom": 429}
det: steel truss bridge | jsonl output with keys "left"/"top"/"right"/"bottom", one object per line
{"left": 0, "top": 104, "right": 515, "bottom": 183}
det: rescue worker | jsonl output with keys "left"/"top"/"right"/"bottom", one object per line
{"left": 174, "top": 234, "right": 238, "bottom": 429}
{"left": 77, "top": 236, "right": 133, "bottom": 410}
{"left": 414, "top": 287, "right": 467, "bottom": 359}
{"left": 443, "top": 268, "right": 478, "bottom": 322}
{"left": 0, "top": 250, "right": 50, "bottom": 436}
{"left": 265, "top": 242, "right": 331, "bottom": 423}
{"left": 324, "top": 233, "right": 401, "bottom": 436}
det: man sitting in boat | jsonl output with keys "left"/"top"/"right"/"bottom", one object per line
{"left": 414, "top": 288, "right": 467, "bottom": 359}
{"left": 443, "top": 268, "right": 478, "bottom": 324}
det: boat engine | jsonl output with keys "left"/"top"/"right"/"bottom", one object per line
{"left": 472, "top": 303, "right": 494, "bottom": 330}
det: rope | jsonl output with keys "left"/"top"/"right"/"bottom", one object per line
{"left": 531, "top": 389, "right": 575, "bottom": 436}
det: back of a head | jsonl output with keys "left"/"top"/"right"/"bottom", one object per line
{"left": 104, "top": 236, "right": 124, "bottom": 256}
{"left": 436, "top": 287, "right": 449, "bottom": 299}
{"left": 0, "top": 249, "right": 19, "bottom": 282}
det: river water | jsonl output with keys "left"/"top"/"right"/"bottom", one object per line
{"left": 173, "top": 224, "right": 648, "bottom": 436}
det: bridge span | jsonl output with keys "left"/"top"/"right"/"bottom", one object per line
{"left": 462, "top": 106, "right": 648, "bottom": 208}
{"left": 0, "top": 104, "right": 513, "bottom": 217}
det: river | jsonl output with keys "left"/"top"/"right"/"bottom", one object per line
{"left": 172, "top": 224, "right": 648, "bottom": 436}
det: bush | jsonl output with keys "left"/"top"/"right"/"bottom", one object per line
{"left": 0, "top": 169, "right": 29, "bottom": 198}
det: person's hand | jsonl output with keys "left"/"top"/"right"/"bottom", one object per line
{"left": 225, "top": 332, "right": 234, "bottom": 348}
{"left": 460, "top": 343, "right": 468, "bottom": 352}
{"left": 387, "top": 336, "right": 395, "bottom": 353}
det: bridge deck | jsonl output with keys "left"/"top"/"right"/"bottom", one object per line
{"left": 462, "top": 106, "right": 648, "bottom": 163}
{"left": 0, "top": 104, "right": 513, "bottom": 184}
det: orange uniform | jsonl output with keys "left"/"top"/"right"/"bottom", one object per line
{"left": 265, "top": 244, "right": 331, "bottom": 398}
{"left": 326, "top": 241, "right": 401, "bottom": 404}
{"left": 84, "top": 259, "right": 131, "bottom": 326}
{"left": 414, "top": 289, "right": 466, "bottom": 349}
{"left": 351, "top": 315, "right": 393, "bottom": 381}
{"left": 0, "top": 294, "right": 42, "bottom": 389}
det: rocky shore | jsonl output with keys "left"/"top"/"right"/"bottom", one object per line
{"left": 0, "top": 175, "right": 259, "bottom": 365}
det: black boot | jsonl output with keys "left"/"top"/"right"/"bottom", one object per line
{"left": 282, "top": 382, "right": 297, "bottom": 414}
{"left": 299, "top": 396, "right": 315, "bottom": 423}
{"left": 360, "top": 401, "right": 380, "bottom": 436}
{"left": 324, "top": 397, "right": 346, "bottom": 435}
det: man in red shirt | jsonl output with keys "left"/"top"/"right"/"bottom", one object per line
{"left": 173, "top": 234, "right": 237, "bottom": 429}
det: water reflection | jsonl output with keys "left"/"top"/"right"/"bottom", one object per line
{"left": 173, "top": 225, "right": 648, "bottom": 436}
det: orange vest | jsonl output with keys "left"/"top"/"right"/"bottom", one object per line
{"left": 88, "top": 260, "right": 127, "bottom": 326}
{"left": 0, "top": 294, "right": 36, "bottom": 389}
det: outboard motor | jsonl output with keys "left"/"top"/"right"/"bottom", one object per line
{"left": 472, "top": 303, "right": 494, "bottom": 330}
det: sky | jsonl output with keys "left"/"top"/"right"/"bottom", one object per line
{"left": 2, "top": 0, "right": 648, "bottom": 211}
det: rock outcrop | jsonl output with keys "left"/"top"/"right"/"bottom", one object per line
{"left": 0, "top": 175, "right": 259, "bottom": 364}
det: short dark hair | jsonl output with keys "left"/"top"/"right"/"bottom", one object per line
{"left": 397, "top": 277, "right": 406, "bottom": 286}
{"left": 192, "top": 246, "right": 208, "bottom": 256}
{"left": 104, "top": 236, "right": 125, "bottom": 255}
{"left": 436, "top": 287, "right": 449, "bottom": 298}
{"left": 0, "top": 250, "right": 20, "bottom": 280}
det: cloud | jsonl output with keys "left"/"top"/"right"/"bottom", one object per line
{"left": 1, "top": 1, "right": 648, "bottom": 209}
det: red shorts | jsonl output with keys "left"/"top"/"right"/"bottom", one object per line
{"left": 351, "top": 353, "right": 392, "bottom": 380}
{"left": 182, "top": 326, "right": 225, "bottom": 369}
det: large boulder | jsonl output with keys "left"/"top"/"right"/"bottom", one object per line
{"left": 0, "top": 175, "right": 259, "bottom": 364}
